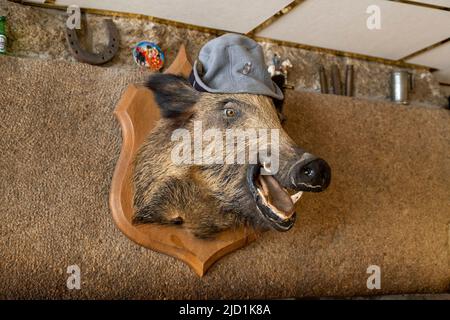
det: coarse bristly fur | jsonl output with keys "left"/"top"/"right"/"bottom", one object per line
{"left": 133, "top": 73, "right": 299, "bottom": 238}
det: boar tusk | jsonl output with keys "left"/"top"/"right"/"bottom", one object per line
{"left": 291, "top": 191, "right": 303, "bottom": 204}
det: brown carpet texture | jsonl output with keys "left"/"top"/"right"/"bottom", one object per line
{"left": 0, "top": 55, "right": 449, "bottom": 299}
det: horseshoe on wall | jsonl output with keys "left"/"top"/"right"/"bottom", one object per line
{"left": 65, "top": 19, "right": 119, "bottom": 65}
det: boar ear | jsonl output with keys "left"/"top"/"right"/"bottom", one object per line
{"left": 146, "top": 73, "right": 199, "bottom": 118}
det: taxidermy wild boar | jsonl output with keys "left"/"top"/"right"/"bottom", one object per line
{"left": 133, "top": 74, "right": 331, "bottom": 238}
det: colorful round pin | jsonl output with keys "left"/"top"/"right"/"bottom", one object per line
{"left": 132, "top": 41, "right": 165, "bottom": 71}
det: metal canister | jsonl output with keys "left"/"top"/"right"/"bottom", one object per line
{"left": 390, "top": 70, "right": 414, "bottom": 104}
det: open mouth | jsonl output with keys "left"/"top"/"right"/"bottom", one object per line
{"left": 246, "top": 164, "right": 303, "bottom": 232}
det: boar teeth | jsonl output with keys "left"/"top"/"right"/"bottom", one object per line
{"left": 257, "top": 187, "right": 291, "bottom": 220}
{"left": 291, "top": 191, "right": 303, "bottom": 204}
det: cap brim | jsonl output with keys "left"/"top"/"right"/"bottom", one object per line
{"left": 192, "top": 61, "right": 284, "bottom": 100}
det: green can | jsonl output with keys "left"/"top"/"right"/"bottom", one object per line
{"left": 0, "top": 16, "right": 6, "bottom": 54}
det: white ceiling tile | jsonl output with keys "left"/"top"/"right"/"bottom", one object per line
{"left": 408, "top": 0, "right": 450, "bottom": 8}
{"left": 406, "top": 41, "right": 450, "bottom": 70}
{"left": 54, "top": 0, "right": 293, "bottom": 33}
{"left": 256, "top": 0, "right": 450, "bottom": 60}
{"left": 434, "top": 67, "right": 450, "bottom": 83}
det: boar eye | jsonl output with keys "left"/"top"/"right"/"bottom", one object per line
{"left": 224, "top": 108, "right": 237, "bottom": 118}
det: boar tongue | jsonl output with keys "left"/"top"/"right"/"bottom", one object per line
{"left": 258, "top": 174, "right": 295, "bottom": 220}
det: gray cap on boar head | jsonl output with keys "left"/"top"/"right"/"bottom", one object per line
{"left": 190, "top": 33, "right": 284, "bottom": 100}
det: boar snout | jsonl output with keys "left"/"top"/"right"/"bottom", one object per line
{"left": 248, "top": 149, "right": 331, "bottom": 233}
{"left": 288, "top": 155, "right": 331, "bottom": 193}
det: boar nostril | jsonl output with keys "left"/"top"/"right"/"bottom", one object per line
{"left": 303, "top": 167, "right": 314, "bottom": 177}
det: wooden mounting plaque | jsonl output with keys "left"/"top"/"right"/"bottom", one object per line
{"left": 109, "top": 45, "right": 257, "bottom": 277}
